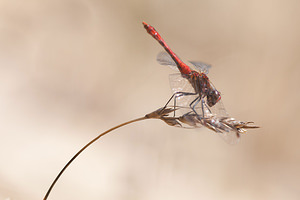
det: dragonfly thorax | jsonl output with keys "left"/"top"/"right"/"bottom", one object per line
{"left": 188, "top": 70, "right": 221, "bottom": 107}
{"left": 188, "top": 71, "right": 210, "bottom": 95}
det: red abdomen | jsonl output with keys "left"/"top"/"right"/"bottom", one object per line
{"left": 143, "top": 22, "right": 192, "bottom": 75}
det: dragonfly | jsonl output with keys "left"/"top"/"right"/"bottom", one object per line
{"left": 143, "top": 22, "right": 221, "bottom": 115}
{"left": 143, "top": 21, "right": 251, "bottom": 144}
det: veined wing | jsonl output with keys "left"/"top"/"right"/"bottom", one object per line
{"left": 157, "top": 51, "right": 211, "bottom": 74}
{"left": 169, "top": 73, "right": 197, "bottom": 114}
{"left": 156, "top": 51, "right": 178, "bottom": 71}
{"left": 169, "top": 73, "right": 227, "bottom": 117}
{"left": 189, "top": 61, "right": 211, "bottom": 74}
{"left": 169, "top": 73, "right": 240, "bottom": 144}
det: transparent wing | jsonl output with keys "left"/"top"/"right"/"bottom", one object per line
{"left": 169, "top": 73, "right": 196, "bottom": 114}
{"left": 201, "top": 101, "right": 241, "bottom": 145}
{"left": 189, "top": 61, "right": 211, "bottom": 74}
{"left": 156, "top": 51, "right": 178, "bottom": 71}
{"left": 169, "top": 73, "right": 227, "bottom": 117}
{"left": 168, "top": 73, "right": 240, "bottom": 144}
{"left": 157, "top": 51, "right": 211, "bottom": 74}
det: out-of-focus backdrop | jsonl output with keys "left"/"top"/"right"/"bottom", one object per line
{"left": 1, "top": 0, "right": 300, "bottom": 199}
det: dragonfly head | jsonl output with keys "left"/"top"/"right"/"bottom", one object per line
{"left": 207, "top": 89, "right": 221, "bottom": 107}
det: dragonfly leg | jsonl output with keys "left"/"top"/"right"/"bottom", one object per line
{"left": 163, "top": 93, "right": 176, "bottom": 109}
{"left": 189, "top": 96, "right": 201, "bottom": 117}
{"left": 189, "top": 96, "right": 213, "bottom": 119}
{"left": 173, "top": 92, "right": 199, "bottom": 116}
{"left": 201, "top": 99, "right": 212, "bottom": 115}
{"left": 163, "top": 92, "right": 197, "bottom": 116}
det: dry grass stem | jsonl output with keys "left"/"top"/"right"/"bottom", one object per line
{"left": 44, "top": 106, "right": 258, "bottom": 199}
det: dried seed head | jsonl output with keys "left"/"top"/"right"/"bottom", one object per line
{"left": 145, "top": 106, "right": 259, "bottom": 142}
{"left": 161, "top": 117, "right": 182, "bottom": 127}
{"left": 145, "top": 107, "right": 177, "bottom": 119}
{"left": 177, "top": 112, "right": 200, "bottom": 127}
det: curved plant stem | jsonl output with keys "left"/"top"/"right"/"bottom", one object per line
{"left": 43, "top": 116, "right": 147, "bottom": 200}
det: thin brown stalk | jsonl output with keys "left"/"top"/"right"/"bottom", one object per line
{"left": 43, "top": 105, "right": 258, "bottom": 199}
{"left": 43, "top": 116, "right": 147, "bottom": 200}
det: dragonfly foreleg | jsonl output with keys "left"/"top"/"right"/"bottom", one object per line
{"left": 189, "top": 96, "right": 213, "bottom": 119}
{"left": 189, "top": 96, "right": 201, "bottom": 117}
{"left": 201, "top": 99, "right": 212, "bottom": 116}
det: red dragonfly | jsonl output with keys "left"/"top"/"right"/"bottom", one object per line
{"left": 143, "top": 22, "right": 221, "bottom": 111}
{"left": 143, "top": 21, "right": 242, "bottom": 144}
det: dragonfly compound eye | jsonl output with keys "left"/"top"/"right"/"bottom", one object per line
{"left": 207, "top": 90, "right": 221, "bottom": 107}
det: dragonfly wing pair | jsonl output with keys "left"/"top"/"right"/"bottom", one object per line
{"left": 157, "top": 52, "right": 239, "bottom": 144}
{"left": 168, "top": 73, "right": 240, "bottom": 144}
{"left": 157, "top": 51, "right": 211, "bottom": 74}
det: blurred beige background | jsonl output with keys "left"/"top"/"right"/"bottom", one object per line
{"left": 0, "top": 0, "right": 300, "bottom": 199}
